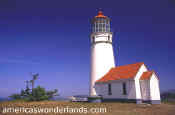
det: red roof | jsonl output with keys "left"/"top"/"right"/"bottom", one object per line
{"left": 140, "top": 71, "right": 153, "bottom": 80}
{"left": 96, "top": 62, "right": 144, "bottom": 83}
{"left": 95, "top": 11, "right": 107, "bottom": 18}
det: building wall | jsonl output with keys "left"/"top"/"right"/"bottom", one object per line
{"left": 95, "top": 80, "right": 137, "bottom": 99}
{"left": 149, "top": 73, "right": 161, "bottom": 101}
{"left": 127, "top": 80, "right": 137, "bottom": 99}
{"left": 140, "top": 80, "right": 150, "bottom": 100}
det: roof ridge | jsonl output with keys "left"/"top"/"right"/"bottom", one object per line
{"left": 144, "top": 70, "right": 154, "bottom": 73}
{"left": 116, "top": 62, "right": 144, "bottom": 68}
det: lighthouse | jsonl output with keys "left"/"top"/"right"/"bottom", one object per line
{"left": 90, "top": 11, "right": 115, "bottom": 96}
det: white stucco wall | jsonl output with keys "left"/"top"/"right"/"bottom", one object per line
{"left": 95, "top": 80, "right": 137, "bottom": 99}
{"left": 95, "top": 83, "right": 108, "bottom": 97}
{"left": 140, "top": 80, "right": 150, "bottom": 100}
{"left": 149, "top": 73, "right": 161, "bottom": 100}
{"left": 127, "top": 80, "right": 137, "bottom": 99}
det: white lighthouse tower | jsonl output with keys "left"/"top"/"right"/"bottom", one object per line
{"left": 90, "top": 11, "right": 115, "bottom": 96}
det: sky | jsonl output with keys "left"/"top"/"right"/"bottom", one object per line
{"left": 0, "top": 0, "right": 175, "bottom": 98}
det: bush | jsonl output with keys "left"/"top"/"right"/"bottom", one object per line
{"left": 9, "top": 86, "right": 58, "bottom": 101}
{"left": 9, "top": 94, "right": 21, "bottom": 100}
{"left": 161, "top": 92, "right": 175, "bottom": 100}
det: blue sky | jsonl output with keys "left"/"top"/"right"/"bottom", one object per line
{"left": 0, "top": 0, "right": 175, "bottom": 97}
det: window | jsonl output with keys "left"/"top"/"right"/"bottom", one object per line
{"left": 99, "top": 23, "right": 103, "bottom": 28}
{"left": 99, "top": 28, "right": 102, "bottom": 32}
{"left": 108, "top": 84, "right": 112, "bottom": 95}
{"left": 108, "top": 35, "right": 110, "bottom": 41}
{"left": 122, "top": 82, "right": 127, "bottom": 95}
{"left": 92, "top": 37, "right": 95, "bottom": 43}
{"left": 106, "top": 24, "right": 110, "bottom": 32}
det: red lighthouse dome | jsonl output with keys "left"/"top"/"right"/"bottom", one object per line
{"left": 95, "top": 11, "right": 107, "bottom": 18}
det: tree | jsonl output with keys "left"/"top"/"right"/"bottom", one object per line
{"left": 28, "top": 86, "right": 47, "bottom": 101}
{"left": 25, "top": 80, "right": 30, "bottom": 90}
{"left": 30, "top": 73, "right": 39, "bottom": 91}
{"left": 46, "top": 89, "right": 59, "bottom": 99}
{"left": 9, "top": 86, "right": 58, "bottom": 101}
{"left": 9, "top": 73, "right": 59, "bottom": 101}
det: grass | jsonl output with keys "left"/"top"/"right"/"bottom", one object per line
{"left": 0, "top": 100, "right": 175, "bottom": 115}
{"left": 162, "top": 99, "right": 175, "bottom": 104}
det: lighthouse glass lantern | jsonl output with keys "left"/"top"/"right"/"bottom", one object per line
{"left": 92, "top": 12, "right": 110, "bottom": 33}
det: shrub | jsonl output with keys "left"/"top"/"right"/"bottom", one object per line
{"left": 9, "top": 86, "right": 58, "bottom": 101}
{"left": 9, "top": 94, "right": 21, "bottom": 100}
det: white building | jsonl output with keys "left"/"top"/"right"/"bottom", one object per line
{"left": 89, "top": 11, "right": 161, "bottom": 104}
